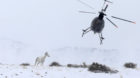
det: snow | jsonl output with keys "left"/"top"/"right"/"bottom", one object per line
{"left": 0, "top": 41, "right": 140, "bottom": 78}
{"left": 0, "top": 64, "right": 140, "bottom": 78}
{"left": 0, "top": 0, "right": 139, "bottom": 78}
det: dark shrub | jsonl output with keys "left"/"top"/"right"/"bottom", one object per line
{"left": 67, "top": 62, "right": 88, "bottom": 68}
{"left": 67, "top": 64, "right": 72, "bottom": 67}
{"left": 49, "top": 62, "right": 62, "bottom": 67}
{"left": 82, "top": 62, "right": 89, "bottom": 68}
{"left": 124, "top": 62, "right": 137, "bottom": 69}
{"left": 88, "top": 62, "right": 118, "bottom": 73}
{"left": 67, "top": 64, "right": 80, "bottom": 68}
{"left": 20, "top": 63, "right": 30, "bottom": 66}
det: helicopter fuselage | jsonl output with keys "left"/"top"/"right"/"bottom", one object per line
{"left": 91, "top": 12, "right": 105, "bottom": 34}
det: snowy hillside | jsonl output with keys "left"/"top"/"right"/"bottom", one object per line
{"left": 0, "top": 38, "right": 41, "bottom": 64}
{"left": 49, "top": 47, "right": 140, "bottom": 68}
{"left": 0, "top": 39, "right": 140, "bottom": 78}
{"left": 0, "top": 39, "right": 139, "bottom": 67}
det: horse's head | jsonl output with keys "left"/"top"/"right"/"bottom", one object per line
{"left": 45, "top": 52, "right": 50, "bottom": 57}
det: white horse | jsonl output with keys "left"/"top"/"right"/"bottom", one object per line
{"left": 34, "top": 52, "right": 50, "bottom": 66}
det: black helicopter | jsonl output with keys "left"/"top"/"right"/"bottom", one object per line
{"left": 79, "top": 0, "right": 136, "bottom": 44}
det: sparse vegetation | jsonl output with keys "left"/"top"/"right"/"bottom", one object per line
{"left": 88, "top": 62, "right": 118, "bottom": 73}
{"left": 15, "top": 73, "right": 19, "bottom": 76}
{"left": 67, "top": 62, "right": 88, "bottom": 68}
{"left": 49, "top": 62, "right": 62, "bottom": 67}
{"left": 124, "top": 62, "right": 137, "bottom": 69}
{"left": 20, "top": 63, "right": 30, "bottom": 66}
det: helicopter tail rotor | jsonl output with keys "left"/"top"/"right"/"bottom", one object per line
{"left": 111, "top": 16, "right": 136, "bottom": 24}
{"left": 106, "top": 17, "right": 118, "bottom": 28}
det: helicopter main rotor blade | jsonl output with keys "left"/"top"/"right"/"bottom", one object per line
{"left": 104, "top": 0, "right": 113, "bottom": 3}
{"left": 111, "top": 16, "right": 136, "bottom": 24}
{"left": 106, "top": 17, "right": 118, "bottom": 28}
{"left": 78, "top": 0, "right": 94, "bottom": 10}
{"left": 79, "top": 11, "right": 96, "bottom": 14}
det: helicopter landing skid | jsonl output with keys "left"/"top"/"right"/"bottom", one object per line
{"left": 82, "top": 29, "right": 91, "bottom": 37}
{"left": 82, "top": 27, "right": 91, "bottom": 37}
{"left": 99, "top": 33, "right": 104, "bottom": 45}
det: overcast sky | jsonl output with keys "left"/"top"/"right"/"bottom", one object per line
{"left": 0, "top": 0, "right": 139, "bottom": 51}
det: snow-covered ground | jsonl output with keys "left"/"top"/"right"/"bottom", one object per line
{"left": 0, "top": 64, "right": 140, "bottom": 78}
{"left": 0, "top": 39, "right": 140, "bottom": 78}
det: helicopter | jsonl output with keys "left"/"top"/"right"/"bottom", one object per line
{"left": 79, "top": 0, "right": 136, "bottom": 44}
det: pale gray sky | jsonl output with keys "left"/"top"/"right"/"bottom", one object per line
{"left": 0, "top": 0, "right": 139, "bottom": 51}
